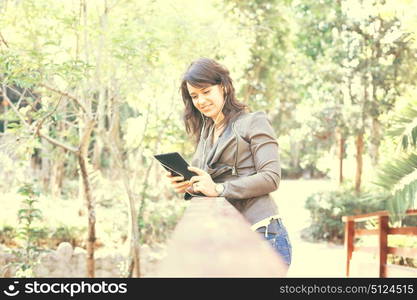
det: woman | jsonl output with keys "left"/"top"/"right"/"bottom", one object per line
{"left": 166, "top": 57, "right": 292, "bottom": 269}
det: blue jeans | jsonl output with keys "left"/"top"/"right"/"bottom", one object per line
{"left": 258, "top": 220, "right": 292, "bottom": 266}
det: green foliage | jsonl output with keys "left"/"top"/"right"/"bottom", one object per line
{"left": 49, "top": 226, "right": 86, "bottom": 248}
{"left": 294, "top": 0, "right": 340, "bottom": 60}
{"left": 374, "top": 153, "right": 417, "bottom": 219}
{"left": 387, "top": 98, "right": 417, "bottom": 151}
{"left": 6, "top": 183, "right": 47, "bottom": 277}
{"left": 290, "top": 0, "right": 417, "bottom": 181}
{"left": 2, "top": 225, "right": 86, "bottom": 248}
{"left": 302, "top": 184, "right": 387, "bottom": 244}
{"left": 374, "top": 96, "right": 417, "bottom": 220}
{"left": 355, "top": 215, "right": 417, "bottom": 268}
{"left": 224, "top": 0, "right": 289, "bottom": 110}
{"left": 138, "top": 198, "right": 187, "bottom": 245}
{"left": 279, "top": 131, "right": 332, "bottom": 179}
{"left": 387, "top": 234, "right": 417, "bottom": 268}
{"left": 0, "top": 224, "right": 86, "bottom": 249}
{"left": 0, "top": 225, "right": 17, "bottom": 246}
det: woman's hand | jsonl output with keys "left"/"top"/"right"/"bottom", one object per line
{"left": 187, "top": 166, "right": 218, "bottom": 197}
{"left": 165, "top": 172, "right": 192, "bottom": 194}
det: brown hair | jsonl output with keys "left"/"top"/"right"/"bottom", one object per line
{"left": 180, "top": 58, "right": 249, "bottom": 145}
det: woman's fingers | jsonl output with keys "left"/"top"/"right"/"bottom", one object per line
{"left": 175, "top": 187, "right": 188, "bottom": 193}
{"left": 164, "top": 171, "right": 193, "bottom": 193}
{"left": 173, "top": 180, "right": 190, "bottom": 189}
{"left": 169, "top": 175, "right": 184, "bottom": 183}
{"left": 185, "top": 186, "right": 194, "bottom": 193}
{"left": 174, "top": 181, "right": 192, "bottom": 193}
{"left": 187, "top": 166, "right": 206, "bottom": 176}
{"left": 165, "top": 171, "right": 182, "bottom": 179}
{"left": 189, "top": 176, "right": 203, "bottom": 184}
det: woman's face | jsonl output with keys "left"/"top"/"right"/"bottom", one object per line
{"left": 187, "top": 82, "right": 225, "bottom": 121}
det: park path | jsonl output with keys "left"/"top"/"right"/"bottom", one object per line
{"left": 274, "top": 179, "right": 346, "bottom": 277}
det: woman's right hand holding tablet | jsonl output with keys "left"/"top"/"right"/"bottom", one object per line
{"left": 165, "top": 171, "right": 192, "bottom": 193}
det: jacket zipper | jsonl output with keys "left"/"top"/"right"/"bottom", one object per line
{"left": 200, "top": 115, "right": 207, "bottom": 170}
{"left": 232, "top": 122, "right": 239, "bottom": 176}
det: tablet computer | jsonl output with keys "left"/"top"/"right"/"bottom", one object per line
{"left": 153, "top": 152, "right": 197, "bottom": 181}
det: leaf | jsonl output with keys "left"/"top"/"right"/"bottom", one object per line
{"left": 387, "top": 100, "right": 417, "bottom": 151}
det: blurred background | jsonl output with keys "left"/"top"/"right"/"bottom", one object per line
{"left": 0, "top": 0, "right": 416, "bottom": 277}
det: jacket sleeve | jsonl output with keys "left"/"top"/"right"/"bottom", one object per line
{"left": 220, "top": 111, "right": 281, "bottom": 199}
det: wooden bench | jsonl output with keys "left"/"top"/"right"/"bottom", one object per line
{"left": 154, "top": 197, "right": 288, "bottom": 277}
{"left": 343, "top": 209, "right": 417, "bottom": 277}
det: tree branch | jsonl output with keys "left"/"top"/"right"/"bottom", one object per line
{"left": 79, "top": 118, "right": 96, "bottom": 155}
{"left": 4, "top": 86, "right": 30, "bottom": 109}
{"left": 1, "top": 84, "right": 31, "bottom": 128}
{"left": 347, "top": 23, "right": 372, "bottom": 41}
{"left": 0, "top": 31, "right": 9, "bottom": 48}
{"left": 33, "top": 95, "right": 63, "bottom": 137}
{"left": 37, "top": 131, "right": 79, "bottom": 153}
{"left": 40, "top": 83, "right": 88, "bottom": 114}
{"left": 2, "top": 84, "right": 79, "bottom": 153}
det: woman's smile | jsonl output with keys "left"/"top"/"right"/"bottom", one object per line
{"left": 201, "top": 104, "right": 212, "bottom": 111}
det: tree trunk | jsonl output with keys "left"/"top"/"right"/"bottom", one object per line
{"left": 50, "top": 152, "right": 65, "bottom": 198}
{"left": 109, "top": 98, "right": 121, "bottom": 180}
{"left": 355, "top": 132, "right": 364, "bottom": 195}
{"left": 3, "top": 100, "right": 8, "bottom": 132}
{"left": 337, "top": 129, "right": 345, "bottom": 184}
{"left": 356, "top": 59, "right": 368, "bottom": 194}
{"left": 109, "top": 130, "right": 141, "bottom": 277}
{"left": 78, "top": 118, "right": 96, "bottom": 277}
{"left": 92, "top": 1, "right": 108, "bottom": 171}
{"left": 78, "top": 153, "right": 96, "bottom": 278}
{"left": 369, "top": 25, "right": 381, "bottom": 167}
{"left": 107, "top": 90, "right": 141, "bottom": 277}
{"left": 41, "top": 129, "right": 51, "bottom": 191}
{"left": 289, "top": 138, "right": 300, "bottom": 170}
{"left": 50, "top": 104, "right": 67, "bottom": 198}
{"left": 370, "top": 117, "right": 381, "bottom": 167}
{"left": 78, "top": 119, "right": 86, "bottom": 216}
{"left": 121, "top": 163, "right": 141, "bottom": 278}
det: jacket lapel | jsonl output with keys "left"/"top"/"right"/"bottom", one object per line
{"left": 206, "top": 111, "right": 246, "bottom": 170}
{"left": 206, "top": 126, "right": 235, "bottom": 167}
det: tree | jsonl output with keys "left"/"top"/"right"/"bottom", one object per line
{"left": 225, "top": 0, "right": 290, "bottom": 112}
{"left": 292, "top": 0, "right": 417, "bottom": 191}
{"left": 374, "top": 95, "right": 417, "bottom": 220}
{"left": 1, "top": 0, "right": 254, "bottom": 278}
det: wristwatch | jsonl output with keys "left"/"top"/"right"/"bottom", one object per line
{"left": 215, "top": 183, "right": 225, "bottom": 196}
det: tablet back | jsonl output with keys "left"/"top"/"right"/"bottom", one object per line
{"left": 154, "top": 152, "right": 197, "bottom": 180}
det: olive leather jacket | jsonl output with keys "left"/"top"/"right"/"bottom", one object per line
{"left": 184, "top": 110, "right": 281, "bottom": 227}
